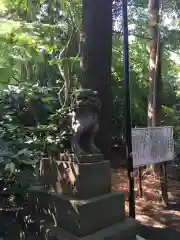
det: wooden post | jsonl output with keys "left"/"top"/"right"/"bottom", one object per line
{"left": 138, "top": 167, "right": 143, "bottom": 198}
{"left": 160, "top": 162, "right": 168, "bottom": 206}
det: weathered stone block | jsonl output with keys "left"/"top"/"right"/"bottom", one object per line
{"left": 26, "top": 216, "right": 138, "bottom": 240}
{"left": 40, "top": 158, "right": 111, "bottom": 199}
{"left": 58, "top": 153, "right": 104, "bottom": 163}
{"left": 28, "top": 188, "right": 125, "bottom": 237}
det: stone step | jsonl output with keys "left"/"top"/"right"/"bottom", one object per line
{"left": 25, "top": 235, "right": 145, "bottom": 240}
{"left": 26, "top": 217, "right": 138, "bottom": 240}
{"left": 28, "top": 188, "right": 125, "bottom": 237}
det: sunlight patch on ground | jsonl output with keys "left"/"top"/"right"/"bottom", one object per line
{"left": 136, "top": 214, "right": 166, "bottom": 228}
{"left": 112, "top": 167, "right": 180, "bottom": 231}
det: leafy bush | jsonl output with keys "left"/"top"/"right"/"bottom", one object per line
{"left": 0, "top": 84, "right": 72, "bottom": 178}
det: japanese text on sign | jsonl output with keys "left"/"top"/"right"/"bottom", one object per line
{"left": 132, "top": 126, "right": 174, "bottom": 168}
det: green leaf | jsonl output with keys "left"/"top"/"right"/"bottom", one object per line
{"left": 4, "top": 162, "right": 15, "bottom": 174}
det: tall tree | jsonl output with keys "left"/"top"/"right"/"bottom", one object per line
{"left": 147, "top": 0, "right": 168, "bottom": 205}
{"left": 81, "top": 0, "right": 113, "bottom": 157}
{"left": 148, "top": 0, "right": 161, "bottom": 127}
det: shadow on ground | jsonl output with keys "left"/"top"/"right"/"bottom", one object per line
{"left": 111, "top": 167, "right": 180, "bottom": 239}
{"left": 138, "top": 225, "right": 180, "bottom": 240}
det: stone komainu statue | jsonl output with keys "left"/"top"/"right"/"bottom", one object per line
{"left": 70, "top": 89, "right": 101, "bottom": 154}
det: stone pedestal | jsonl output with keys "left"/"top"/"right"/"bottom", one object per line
{"left": 39, "top": 155, "right": 111, "bottom": 199}
{"left": 28, "top": 154, "right": 138, "bottom": 239}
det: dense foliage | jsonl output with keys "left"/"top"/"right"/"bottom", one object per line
{"left": 0, "top": 0, "right": 180, "bottom": 173}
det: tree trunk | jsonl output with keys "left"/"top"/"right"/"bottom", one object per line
{"left": 81, "top": 0, "right": 113, "bottom": 158}
{"left": 148, "top": 0, "right": 160, "bottom": 127}
{"left": 147, "top": 0, "right": 160, "bottom": 172}
{"left": 155, "top": 42, "right": 163, "bottom": 126}
{"left": 147, "top": 0, "right": 168, "bottom": 206}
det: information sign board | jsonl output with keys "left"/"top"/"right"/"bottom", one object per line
{"left": 132, "top": 126, "right": 174, "bottom": 168}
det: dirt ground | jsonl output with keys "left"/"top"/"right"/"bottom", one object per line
{"left": 111, "top": 165, "right": 180, "bottom": 239}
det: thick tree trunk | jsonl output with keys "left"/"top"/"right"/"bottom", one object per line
{"left": 146, "top": 0, "right": 161, "bottom": 172}
{"left": 147, "top": 0, "right": 168, "bottom": 205}
{"left": 155, "top": 42, "right": 163, "bottom": 126}
{"left": 148, "top": 0, "right": 160, "bottom": 127}
{"left": 147, "top": 0, "right": 164, "bottom": 174}
{"left": 81, "top": 0, "right": 113, "bottom": 158}
{"left": 147, "top": 0, "right": 160, "bottom": 173}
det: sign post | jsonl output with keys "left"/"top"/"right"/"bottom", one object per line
{"left": 132, "top": 126, "right": 174, "bottom": 205}
{"left": 122, "top": 0, "right": 135, "bottom": 218}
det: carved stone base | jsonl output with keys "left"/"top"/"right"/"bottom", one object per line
{"left": 40, "top": 157, "right": 111, "bottom": 199}
{"left": 28, "top": 187, "right": 125, "bottom": 237}
{"left": 58, "top": 153, "right": 104, "bottom": 163}
{"left": 27, "top": 153, "right": 138, "bottom": 239}
{"left": 27, "top": 216, "right": 138, "bottom": 240}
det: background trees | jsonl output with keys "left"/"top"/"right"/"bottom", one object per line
{"left": 0, "top": 0, "right": 180, "bottom": 166}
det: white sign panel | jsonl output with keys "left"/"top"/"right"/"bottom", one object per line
{"left": 132, "top": 126, "right": 174, "bottom": 168}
